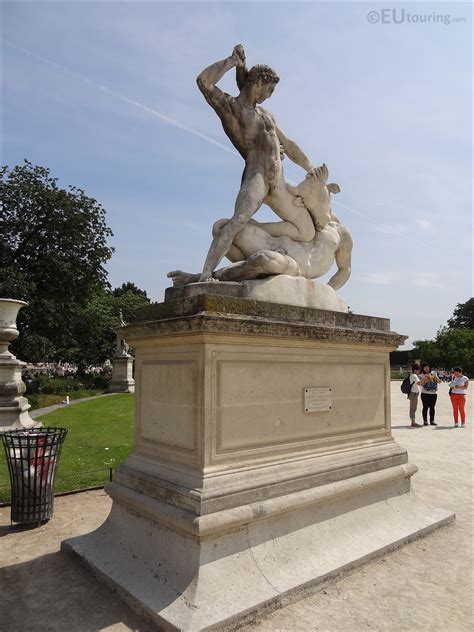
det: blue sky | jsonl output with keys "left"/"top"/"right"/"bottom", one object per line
{"left": 2, "top": 1, "right": 472, "bottom": 348}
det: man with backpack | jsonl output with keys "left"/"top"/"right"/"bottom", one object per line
{"left": 401, "top": 363, "right": 422, "bottom": 427}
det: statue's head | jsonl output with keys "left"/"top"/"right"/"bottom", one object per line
{"left": 236, "top": 64, "right": 280, "bottom": 102}
{"left": 246, "top": 65, "right": 280, "bottom": 86}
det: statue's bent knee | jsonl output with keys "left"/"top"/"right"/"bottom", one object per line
{"left": 230, "top": 214, "right": 250, "bottom": 233}
{"left": 212, "top": 218, "right": 229, "bottom": 237}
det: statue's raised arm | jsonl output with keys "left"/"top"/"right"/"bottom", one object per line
{"left": 196, "top": 45, "right": 246, "bottom": 112}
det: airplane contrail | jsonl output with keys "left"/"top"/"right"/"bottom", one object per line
{"left": 6, "top": 40, "right": 366, "bottom": 218}
{"left": 5, "top": 40, "right": 239, "bottom": 157}
{"left": 332, "top": 199, "right": 365, "bottom": 218}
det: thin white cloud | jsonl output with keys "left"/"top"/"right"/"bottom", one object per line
{"left": 362, "top": 272, "right": 398, "bottom": 285}
{"left": 5, "top": 40, "right": 239, "bottom": 157}
{"left": 415, "top": 219, "right": 433, "bottom": 231}
{"left": 374, "top": 224, "right": 409, "bottom": 235}
{"left": 332, "top": 199, "right": 366, "bottom": 218}
{"left": 411, "top": 273, "right": 445, "bottom": 289}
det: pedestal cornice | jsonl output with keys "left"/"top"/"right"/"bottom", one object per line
{"left": 121, "top": 295, "right": 407, "bottom": 349}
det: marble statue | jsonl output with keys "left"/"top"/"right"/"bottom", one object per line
{"left": 114, "top": 310, "right": 129, "bottom": 356}
{"left": 168, "top": 44, "right": 352, "bottom": 302}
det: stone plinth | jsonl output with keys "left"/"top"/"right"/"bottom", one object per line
{"left": 63, "top": 295, "right": 454, "bottom": 631}
{"left": 107, "top": 355, "right": 135, "bottom": 393}
{"left": 165, "top": 276, "right": 348, "bottom": 312}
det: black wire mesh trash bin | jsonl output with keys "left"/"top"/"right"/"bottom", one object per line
{"left": 1, "top": 427, "right": 68, "bottom": 526}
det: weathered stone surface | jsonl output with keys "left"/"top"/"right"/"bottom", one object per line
{"left": 125, "top": 294, "right": 405, "bottom": 348}
{"left": 241, "top": 275, "right": 348, "bottom": 311}
{"left": 165, "top": 276, "right": 349, "bottom": 312}
{"left": 64, "top": 479, "right": 453, "bottom": 632}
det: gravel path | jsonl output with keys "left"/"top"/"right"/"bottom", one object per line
{"left": 30, "top": 392, "right": 124, "bottom": 419}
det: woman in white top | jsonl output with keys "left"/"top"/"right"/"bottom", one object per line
{"left": 449, "top": 366, "right": 469, "bottom": 427}
{"left": 409, "top": 363, "right": 422, "bottom": 427}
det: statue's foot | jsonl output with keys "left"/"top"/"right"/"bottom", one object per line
{"left": 167, "top": 270, "right": 200, "bottom": 286}
{"left": 197, "top": 275, "right": 219, "bottom": 283}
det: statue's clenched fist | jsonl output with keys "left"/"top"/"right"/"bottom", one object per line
{"left": 231, "top": 44, "right": 246, "bottom": 67}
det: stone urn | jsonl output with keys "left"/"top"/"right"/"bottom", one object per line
{"left": 0, "top": 298, "right": 39, "bottom": 431}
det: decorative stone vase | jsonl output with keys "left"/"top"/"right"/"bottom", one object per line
{"left": 0, "top": 298, "right": 39, "bottom": 431}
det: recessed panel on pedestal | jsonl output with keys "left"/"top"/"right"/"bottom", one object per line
{"left": 139, "top": 359, "right": 198, "bottom": 452}
{"left": 214, "top": 350, "right": 387, "bottom": 455}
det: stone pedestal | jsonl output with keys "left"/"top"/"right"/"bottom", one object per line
{"left": 0, "top": 298, "right": 39, "bottom": 432}
{"left": 63, "top": 295, "right": 453, "bottom": 630}
{"left": 107, "top": 355, "right": 135, "bottom": 393}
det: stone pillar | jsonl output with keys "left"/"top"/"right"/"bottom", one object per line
{"left": 0, "top": 298, "right": 39, "bottom": 431}
{"left": 63, "top": 295, "right": 453, "bottom": 630}
{"left": 107, "top": 354, "right": 135, "bottom": 394}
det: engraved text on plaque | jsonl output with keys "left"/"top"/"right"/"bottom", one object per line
{"left": 304, "top": 387, "right": 332, "bottom": 413}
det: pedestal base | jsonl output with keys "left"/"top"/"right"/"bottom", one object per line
{"left": 0, "top": 397, "right": 39, "bottom": 431}
{"left": 63, "top": 296, "right": 454, "bottom": 630}
{"left": 63, "top": 478, "right": 453, "bottom": 631}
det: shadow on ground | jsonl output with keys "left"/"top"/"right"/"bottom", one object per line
{"left": 0, "top": 550, "right": 154, "bottom": 632}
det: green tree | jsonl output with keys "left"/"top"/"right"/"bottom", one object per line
{"left": 410, "top": 339, "right": 442, "bottom": 369}
{"left": 447, "top": 298, "right": 474, "bottom": 330}
{"left": 435, "top": 328, "right": 474, "bottom": 375}
{"left": 73, "top": 285, "right": 150, "bottom": 366}
{"left": 113, "top": 282, "right": 148, "bottom": 300}
{"left": 411, "top": 299, "right": 474, "bottom": 375}
{"left": 412, "top": 329, "right": 474, "bottom": 375}
{"left": 1, "top": 161, "right": 114, "bottom": 362}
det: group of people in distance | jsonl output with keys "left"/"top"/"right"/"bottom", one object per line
{"left": 408, "top": 364, "right": 469, "bottom": 428}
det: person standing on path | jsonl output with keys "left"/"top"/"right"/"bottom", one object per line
{"left": 449, "top": 367, "right": 469, "bottom": 427}
{"left": 419, "top": 364, "right": 440, "bottom": 426}
{"left": 409, "top": 363, "right": 422, "bottom": 427}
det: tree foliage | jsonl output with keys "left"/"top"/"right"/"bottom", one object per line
{"left": 73, "top": 286, "right": 150, "bottom": 366}
{"left": 1, "top": 161, "right": 113, "bottom": 296}
{"left": 113, "top": 282, "right": 148, "bottom": 299}
{"left": 411, "top": 299, "right": 474, "bottom": 375}
{"left": 0, "top": 161, "right": 148, "bottom": 364}
{"left": 447, "top": 298, "right": 474, "bottom": 330}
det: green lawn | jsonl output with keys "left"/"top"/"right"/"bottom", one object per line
{"left": 27, "top": 389, "right": 103, "bottom": 410}
{"left": 0, "top": 394, "right": 134, "bottom": 503}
